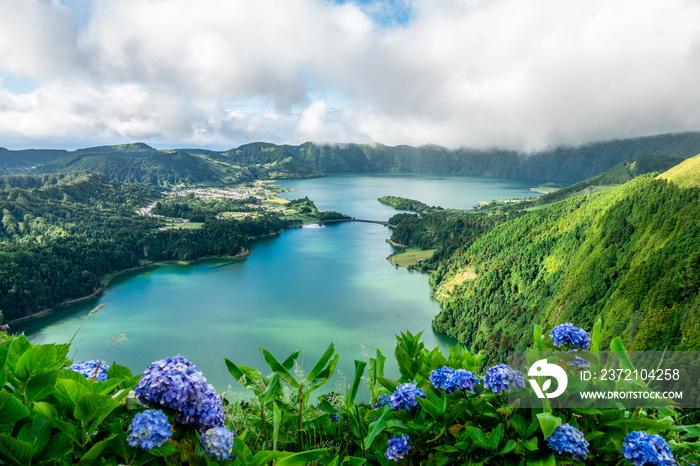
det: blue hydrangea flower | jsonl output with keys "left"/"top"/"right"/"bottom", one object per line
{"left": 483, "top": 364, "right": 526, "bottom": 395}
{"left": 135, "top": 355, "right": 225, "bottom": 431}
{"left": 622, "top": 431, "right": 676, "bottom": 466}
{"left": 449, "top": 369, "right": 480, "bottom": 393}
{"left": 385, "top": 434, "right": 411, "bottom": 461}
{"left": 390, "top": 383, "right": 425, "bottom": 411}
{"left": 329, "top": 413, "right": 342, "bottom": 422}
{"left": 551, "top": 323, "right": 591, "bottom": 350}
{"left": 127, "top": 409, "right": 172, "bottom": 451}
{"left": 68, "top": 360, "right": 109, "bottom": 381}
{"left": 546, "top": 423, "right": 589, "bottom": 462}
{"left": 374, "top": 393, "right": 391, "bottom": 409}
{"left": 429, "top": 366, "right": 456, "bottom": 391}
{"left": 200, "top": 426, "right": 235, "bottom": 461}
{"left": 566, "top": 350, "right": 591, "bottom": 367}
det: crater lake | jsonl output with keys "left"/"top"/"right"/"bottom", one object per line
{"left": 15, "top": 173, "right": 542, "bottom": 393}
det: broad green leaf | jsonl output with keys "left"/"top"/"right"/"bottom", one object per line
{"left": 281, "top": 350, "right": 301, "bottom": 371}
{"left": 260, "top": 347, "right": 299, "bottom": 389}
{"left": 590, "top": 318, "right": 602, "bottom": 352}
{"left": 275, "top": 448, "right": 327, "bottom": 465}
{"left": 251, "top": 450, "right": 285, "bottom": 464}
{"left": 377, "top": 377, "right": 398, "bottom": 393}
{"left": 305, "top": 343, "right": 336, "bottom": 383}
{"left": 106, "top": 362, "right": 132, "bottom": 380}
{"left": 346, "top": 360, "right": 367, "bottom": 410}
{"left": 273, "top": 401, "right": 281, "bottom": 451}
{"left": 0, "top": 434, "right": 34, "bottom": 466}
{"left": 74, "top": 393, "right": 119, "bottom": 424}
{"left": 148, "top": 441, "right": 177, "bottom": 457}
{"left": 0, "top": 339, "right": 11, "bottom": 387}
{"left": 487, "top": 423, "right": 505, "bottom": 451}
{"left": 90, "top": 378, "right": 123, "bottom": 395}
{"left": 78, "top": 435, "right": 116, "bottom": 465}
{"left": 527, "top": 454, "right": 557, "bottom": 466}
{"left": 34, "top": 431, "right": 73, "bottom": 464}
{"left": 14, "top": 344, "right": 63, "bottom": 380}
{"left": 498, "top": 439, "right": 518, "bottom": 455}
{"left": 523, "top": 436, "right": 540, "bottom": 451}
{"left": 307, "top": 354, "right": 340, "bottom": 392}
{"left": 223, "top": 357, "right": 246, "bottom": 383}
{"left": 534, "top": 324, "right": 543, "bottom": 352}
{"left": 343, "top": 456, "right": 368, "bottom": 465}
{"left": 0, "top": 391, "right": 29, "bottom": 424}
{"left": 260, "top": 373, "right": 281, "bottom": 405}
{"left": 18, "top": 416, "right": 51, "bottom": 456}
{"left": 536, "top": 412, "right": 562, "bottom": 439}
{"left": 363, "top": 405, "right": 391, "bottom": 450}
{"left": 55, "top": 378, "right": 89, "bottom": 407}
{"left": 33, "top": 402, "right": 81, "bottom": 444}
{"left": 610, "top": 337, "right": 646, "bottom": 388}
{"left": 26, "top": 370, "right": 59, "bottom": 403}
{"left": 6, "top": 334, "right": 31, "bottom": 372}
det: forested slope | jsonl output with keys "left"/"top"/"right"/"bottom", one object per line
{"left": 4, "top": 131, "right": 700, "bottom": 184}
{"left": 431, "top": 156, "right": 700, "bottom": 362}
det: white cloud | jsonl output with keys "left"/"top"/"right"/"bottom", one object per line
{"left": 1, "top": 0, "right": 700, "bottom": 150}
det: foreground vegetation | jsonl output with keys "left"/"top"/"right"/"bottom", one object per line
{"left": 2, "top": 318, "right": 698, "bottom": 465}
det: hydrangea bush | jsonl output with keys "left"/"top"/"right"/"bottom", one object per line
{"left": 68, "top": 359, "right": 110, "bottom": 381}
{"left": 1, "top": 321, "right": 697, "bottom": 465}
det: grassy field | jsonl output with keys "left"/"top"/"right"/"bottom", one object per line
{"left": 390, "top": 248, "right": 436, "bottom": 268}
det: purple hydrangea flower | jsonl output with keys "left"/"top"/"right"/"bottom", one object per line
{"left": 135, "top": 355, "right": 225, "bottom": 431}
{"left": 622, "top": 431, "right": 676, "bottom": 466}
{"left": 551, "top": 323, "right": 591, "bottom": 350}
{"left": 385, "top": 434, "right": 411, "bottom": 461}
{"left": 69, "top": 360, "right": 109, "bottom": 381}
{"left": 429, "top": 366, "right": 456, "bottom": 391}
{"left": 127, "top": 409, "right": 172, "bottom": 451}
{"left": 374, "top": 393, "right": 391, "bottom": 409}
{"left": 449, "top": 369, "right": 480, "bottom": 393}
{"left": 546, "top": 423, "right": 589, "bottom": 462}
{"left": 200, "top": 426, "right": 235, "bottom": 460}
{"left": 483, "top": 363, "right": 526, "bottom": 395}
{"left": 390, "top": 383, "right": 425, "bottom": 411}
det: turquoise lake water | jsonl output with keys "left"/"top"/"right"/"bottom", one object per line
{"left": 16, "top": 173, "right": 541, "bottom": 394}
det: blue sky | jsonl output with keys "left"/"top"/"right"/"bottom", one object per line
{"left": 1, "top": 0, "right": 700, "bottom": 151}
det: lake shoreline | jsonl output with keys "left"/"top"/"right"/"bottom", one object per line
{"left": 7, "top": 248, "right": 252, "bottom": 326}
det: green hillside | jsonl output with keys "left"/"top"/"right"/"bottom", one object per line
{"left": 659, "top": 153, "right": 700, "bottom": 188}
{"left": 4, "top": 132, "right": 700, "bottom": 184}
{"left": 431, "top": 170, "right": 700, "bottom": 362}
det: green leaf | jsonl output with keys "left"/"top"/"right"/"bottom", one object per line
{"left": 224, "top": 357, "right": 247, "bottom": 383}
{"left": 536, "top": 412, "right": 562, "bottom": 439}
{"left": 281, "top": 350, "right": 301, "bottom": 371}
{"left": 526, "top": 454, "right": 557, "bottom": 466}
{"left": 26, "top": 370, "right": 59, "bottom": 403}
{"left": 33, "top": 402, "right": 81, "bottom": 444}
{"left": 148, "top": 441, "right": 177, "bottom": 457}
{"left": 590, "top": 318, "right": 602, "bottom": 352}
{"left": 34, "top": 431, "right": 73, "bottom": 464}
{"left": 307, "top": 354, "right": 339, "bottom": 392}
{"left": 0, "top": 434, "right": 34, "bottom": 466}
{"left": 0, "top": 339, "right": 11, "bottom": 387}
{"left": 342, "top": 456, "right": 368, "bottom": 465}
{"left": 377, "top": 377, "right": 398, "bottom": 393}
{"left": 487, "top": 423, "right": 504, "bottom": 451}
{"left": 363, "top": 406, "right": 391, "bottom": 450}
{"left": 55, "top": 377, "right": 89, "bottom": 407}
{"left": 74, "top": 393, "right": 119, "bottom": 425}
{"left": 260, "top": 347, "right": 300, "bottom": 389}
{"left": 346, "top": 360, "right": 367, "bottom": 410}
{"left": 14, "top": 344, "right": 62, "bottom": 381}
{"left": 251, "top": 450, "right": 285, "bottom": 465}
{"left": 18, "top": 416, "right": 51, "bottom": 456}
{"left": 522, "top": 436, "right": 540, "bottom": 451}
{"left": 273, "top": 402, "right": 281, "bottom": 451}
{"left": 106, "top": 362, "right": 132, "bottom": 380}
{"left": 305, "top": 343, "right": 336, "bottom": 383}
{"left": 275, "top": 448, "right": 327, "bottom": 465}
{"left": 534, "top": 324, "right": 543, "bottom": 352}
{"left": 260, "top": 373, "right": 281, "bottom": 405}
{"left": 0, "top": 391, "right": 29, "bottom": 424}
{"left": 78, "top": 435, "right": 116, "bottom": 465}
